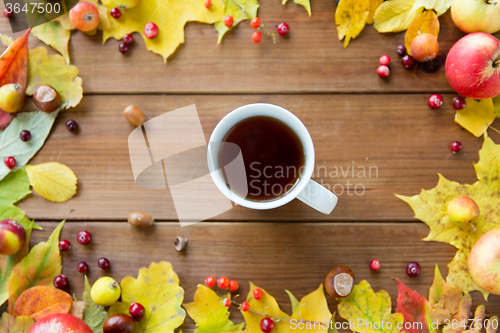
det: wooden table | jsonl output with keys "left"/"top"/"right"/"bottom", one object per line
{"left": 2, "top": 0, "right": 500, "bottom": 330}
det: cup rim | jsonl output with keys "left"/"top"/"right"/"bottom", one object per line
{"left": 207, "top": 103, "right": 315, "bottom": 210}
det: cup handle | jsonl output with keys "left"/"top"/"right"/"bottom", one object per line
{"left": 297, "top": 179, "right": 338, "bottom": 214}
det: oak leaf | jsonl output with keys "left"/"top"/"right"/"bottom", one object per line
{"left": 8, "top": 220, "right": 65, "bottom": 313}
{"left": 26, "top": 162, "right": 77, "bottom": 203}
{"left": 12, "top": 286, "right": 72, "bottom": 321}
{"left": 395, "top": 278, "right": 436, "bottom": 333}
{"left": 397, "top": 136, "right": 500, "bottom": 298}
{"left": 404, "top": 10, "right": 439, "bottom": 56}
{"left": 282, "top": 0, "right": 311, "bottom": 16}
{"left": 0, "top": 313, "right": 34, "bottom": 333}
{"left": 337, "top": 280, "right": 403, "bottom": 333}
{"left": 454, "top": 98, "right": 495, "bottom": 137}
{"left": 108, "top": 261, "right": 186, "bottom": 333}
{"left": 374, "top": 0, "right": 424, "bottom": 33}
{"left": 184, "top": 285, "right": 243, "bottom": 333}
{"left": 82, "top": 275, "right": 108, "bottom": 332}
{"left": 101, "top": 0, "right": 226, "bottom": 62}
{"left": 31, "top": 21, "right": 71, "bottom": 64}
{"left": 335, "top": 0, "right": 371, "bottom": 47}
{"left": 215, "top": 0, "right": 259, "bottom": 43}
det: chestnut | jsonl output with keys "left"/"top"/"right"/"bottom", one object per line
{"left": 103, "top": 314, "right": 135, "bottom": 333}
{"left": 33, "top": 85, "right": 61, "bottom": 113}
{"left": 325, "top": 266, "right": 355, "bottom": 298}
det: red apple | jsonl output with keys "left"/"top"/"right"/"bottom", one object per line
{"left": 27, "top": 314, "right": 93, "bottom": 333}
{"left": 451, "top": 0, "right": 500, "bottom": 34}
{"left": 445, "top": 32, "right": 500, "bottom": 99}
{"left": 69, "top": 2, "right": 100, "bottom": 32}
{"left": 0, "top": 219, "right": 26, "bottom": 255}
{"left": 469, "top": 229, "right": 500, "bottom": 295}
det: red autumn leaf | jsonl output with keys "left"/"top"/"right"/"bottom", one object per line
{"left": 12, "top": 286, "right": 72, "bottom": 322}
{"left": 395, "top": 278, "right": 435, "bottom": 333}
{"left": 0, "top": 28, "right": 30, "bottom": 130}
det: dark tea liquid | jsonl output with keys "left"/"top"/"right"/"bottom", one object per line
{"left": 219, "top": 116, "right": 305, "bottom": 201}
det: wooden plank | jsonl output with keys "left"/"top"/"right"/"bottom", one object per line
{"left": 0, "top": 1, "right": 464, "bottom": 94}
{"left": 31, "top": 221, "right": 500, "bottom": 331}
{"left": 18, "top": 94, "right": 499, "bottom": 221}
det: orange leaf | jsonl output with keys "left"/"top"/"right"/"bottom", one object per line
{"left": 404, "top": 10, "right": 439, "bottom": 56}
{"left": 0, "top": 28, "right": 30, "bottom": 130}
{"left": 12, "top": 286, "right": 72, "bottom": 321}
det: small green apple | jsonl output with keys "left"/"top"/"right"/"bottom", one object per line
{"left": 447, "top": 195, "right": 479, "bottom": 225}
{"left": 0, "top": 83, "right": 26, "bottom": 113}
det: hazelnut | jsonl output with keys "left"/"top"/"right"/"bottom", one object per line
{"left": 103, "top": 314, "right": 135, "bottom": 333}
{"left": 174, "top": 236, "right": 187, "bottom": 251}
{"left": 325, "top": 266, "right": 355, "bottom": 298}
{"left": 128, "top": 212, "right": 154, "bottom": 228}
{"left": 123, "top": 105, "right": 145, "bottom": 127}
{"left": 33, "top": 85, "right": 61, "bottom": 113}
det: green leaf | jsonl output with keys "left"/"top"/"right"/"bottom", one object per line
{"left": 282, "top": 0, "right": 311, "bottom": 15}
{"left": 215, "top": 0, "right": 259, "bottom": 43}
{"left": 31, "top": 21, "right": 71, "bottom": 64}
{"left": 328, "top": 313, "right": 338, "bottom": 333}
{"left": 82, "top": 275, "right": 109, "bottom": 333}
{"left": 0, "top": 110, "right": 61, "bottom": 182}
{"left": 285, "top": 290, "right": 300, "bottom": 314}
{"left": 8, "top": 220, "right": 65, "bottom": 312}
{"left": 0, "top": 313, "right": 34, "bottom": 333}
{"left": 0, "top": 169, "right": 31, "bottom": 221}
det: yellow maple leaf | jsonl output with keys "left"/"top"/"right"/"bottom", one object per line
{"left": 282, "top": 0, "right": 311, "bottom": 16}
{"left": 101, "top": 0, "right": 225, "bottom": 62}
{"left": 26, "top": 163, "right": 77, "bottom": 203}
{"left": 337, "top": 280, "right": 403, "bottom": 333}
{"left": 336, "top": 0, "right": 370, "bottom": 47}
{"left": 215, "top": 0, "right": 259, "bottom": 43}
{"left": 404, "top": 10, "right": 440, "bottom": 55}
{"left": 397, "top": 136, "right": 500, "bottom": 299}
{"left": 455, "top": 98, "right": 495, "bottom": 137}
{"left": 374, "top": 0, "right": 424, "bottom": 33}
{"left": 109, "top": 261, "right": 185, "bottom": 333}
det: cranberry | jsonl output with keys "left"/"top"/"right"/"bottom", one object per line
{"left": 54, "top": 275, "right": 69, "bottom": 289}
{"left": 260, "top": 318, "right": 274, "bottom": 333}
{"left": 59, "top": 240, "right": 71, "bottom": 251}
{"left": 252, "top": 31, "right": 262, "bottom": 43}
{"left": 253, "top": 288, "right": 264, "bottom": 300}
{"left": 205, "top": 276, "right": 216, "bottom": 288}
{"left": 119, "top": 43, "right": 129, "bottom": 54}
{"left": 4, "top": 156, "right": 16, "bottom": 169}
{"left": 406, "top": 262, "right": 421, "bottom": 277}
{"left": 241, "top": 301, "right": 250, "bottom": 312}
{"left": 224, "top": 15, "right": 233, "bottom": 28}
{"left": 277, "top": 22, "right": 289, "bottom": 36}
{"left": 77, "top": 230, "right": 92, "bottom": 245}
{"left": 370, "top": 259, "right": 381, "bottom": 271}
{"left": 123, "top": 34, "right": 133, "bottom": 44}
{"left": 396, "top": 44, "right": 407, "bottom": 56}
{"left": 204, "top": 0, "right": 211, "bottom": 9}
{"left": 377, "top": 65, "right": 390, "bottom": 78}
{"left": 251, "top": 17, "right": 261, "bottom": 29}
{"left": 428, "top": 94, "right": 444, "bottom": 109}
{"left": 451, "top": 141, "right": 462, "bottom": 153}
{"left": 65, "top": 120, "right": 78, "bottom": 132}
{"left": 453, "top": 96, "right": 466, "bottom": 110}
{"left": 3, "top": 8, "right": 13, "bottom": 18}
{"left": 228, "top": 280, "right": 239, "bottom": 292}
{"left": 218, "top": 276, "right": 229, "bottom": 289}
{"left": 223, "top": 298, "right": 231, "bottom": 307}
{"left": 379, "top": 55, "right": 391, "bottom": 66}
{"left": 144, "top": 22, "right": 159, "bottom": 39}
{"left": 98, "top": 258, "right": 110, "bottom": 270}
{"left": 110, "top": 7, "right": 121, "bottom": 19}
{"left": 129, "top": 303, "right": 145, "bottom": 321}
{"left": 401, "top": 55, "right": 415, "bottom": 69}
{"left": 20, "top": 130, "right": 31, "bottom": 142}
{"left": 77, "top": 261, "right": 88, "bottom": 274}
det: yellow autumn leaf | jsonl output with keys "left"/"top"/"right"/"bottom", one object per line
{"left": 368, "top": 0, "right": 384, "bottom": 24}
{"left": 404, "top": 10, "right": 440, "bottom": 55}
{"left": 336, "top": 0, "right": 371, "bottom": 47}
{"left": 31, "top": 21, "right": 71, "bottom": 64}
{"left": 215, "top": 0, "right": 259, "bottom": 43}
{"left": 26, "top": 163, "right": 77, "bottom": 203}
{"left": 455, "top": 98, "right": 495, "bottom": 137}
{"left": 337, "top": 280, "right": 403, "bottom": 333}
{"left": 397, "top": 136, "right": 500, "bottom": 299}
{"left": 493, "top": 95, "right": 500, "bottom": 117}
{"left": 282, "top": 0, "right": 311, "bottom": 16}
{"left": 101, "top": 0, "right": 226, "bottom": 62}
{"left": 286, "top": 285, "right": 332, "bottom": 333}
{"left": 411, "top": 0, "right": 452, "bottom": 16}
{"left": 109, "top": 261, "right": 185, "bottom": 333}
{"left": 374, "top": 0, "right": 424, "bottom": 33}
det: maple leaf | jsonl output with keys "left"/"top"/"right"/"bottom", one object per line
{"left": 337, "top": 280, "right": 403, "bottom": 333}
{"left": 215, "top": 0, "right": 259, "bottom": 43}
{"left": 101, "top": 0, "right": 226, "bottom": 62}
{"left": 397, "top": 136, "right": 500, "bottom": 298}
{"left": 26, "top": 162, "right": 78, "bottom": 203}
{"left": 0, "top": 313, "right": 34, "bottom": 333}
{"left": 282, "top": 0, "right": 311, "bottom": 16}
{"left": 404, "top": 10, "right": 439, "bottom": 56}
{"left": 184, "top": 285, "right": 244, "bottom": 333}
{"left": 395, "top": 278, "right": 436, "bottom": 333}
{"left": 454, "top": 98, "right": 495, "bottom": 138}
{"left": 108, "top": 261, "right": 186, "bottom": 333}
{"left": 335, "top": 0, "right": 370, "bottom": 47}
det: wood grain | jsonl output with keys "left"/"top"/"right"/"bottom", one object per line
{"left": 18, "top": 95, "right": 500, "bottom": 221}
{"left": 0, "top": 1, "right": 464, "bottom": 94}
{"left": 31, "top": 221, "right": 500, "bottom": 331}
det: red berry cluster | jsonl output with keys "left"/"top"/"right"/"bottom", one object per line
{"left": 249, "top": 17, "right": 288, "bottom": 44}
